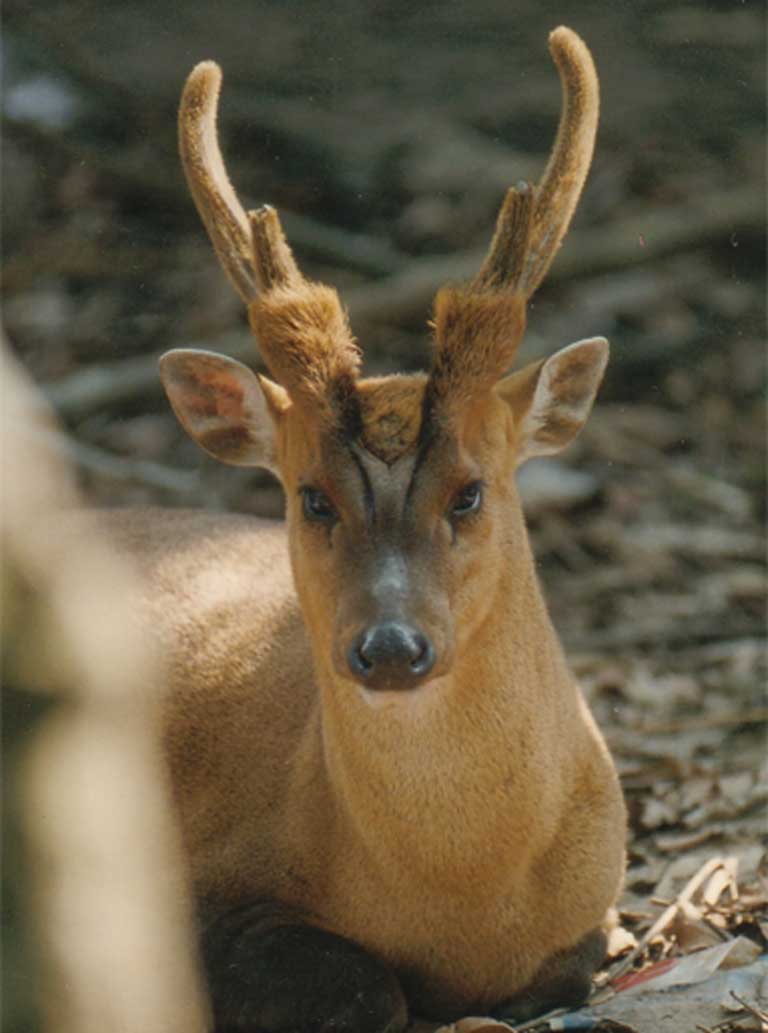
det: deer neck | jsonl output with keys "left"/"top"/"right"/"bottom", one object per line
{"left": 310, "top": 549, "right": 579, "bottom": 884}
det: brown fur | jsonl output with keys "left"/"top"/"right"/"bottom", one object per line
{"left": 103, "top": 367, "right": 626, "bottom": 1021}
{"left": 248, "top": 282, "right": 360, "bottom": 428}
{"left": 115, "top": 26, "right": 626, "bottom": 1025}
{"left": 429, "top": 288, "right": 527, "bottom": 419}
{"left": 356, "top": 375, "right": 427, "bottom": 463}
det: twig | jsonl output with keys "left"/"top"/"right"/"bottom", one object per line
{"left": 566, "top": 619, "right": 766, "bottom": 653}
{"left": 694, "top": 1020, "right": 762, "bottom": 1033}
{"left": 607, "top": 856, "right": 726, "bottom": 983}
{"left": 729, "top": 991, "right": 768, "bottom": 1026}
{"left": 343, "top": 185, "right": 763, "bottom": 328}
{"left": 1, "top": 225, "right": 170, "bottom": 293}
{"left": 280, "top": 209, "right": 403, "bottom": 276}
{"left": 33, "top": 177, "right": 761, "bottom": 421}
{"left": 617, "top": 524, "right": 765, "bottom": 560}
{"left": 671, "top": 639, "right": 766, "bottom": 664}
{"left": 633, "top": 708, "right": 768, "bottom": 736}
{"left": 42, "top": 332, "right": 255, "bottom": 418}
{"left": 39, "top": 428, "right": 200, "bottom": 494}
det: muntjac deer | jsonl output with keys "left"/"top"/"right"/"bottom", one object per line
{"left": 106, "top": 26, "right": 626, "bottom": 1032}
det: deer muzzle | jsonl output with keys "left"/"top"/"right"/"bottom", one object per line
{"left": 334, "top": 545, "right": 450, "bottom": 692}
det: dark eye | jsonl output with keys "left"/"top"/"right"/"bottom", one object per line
{"left": 450, "top": 481, "right": 483, "bottom": 517}
{"left": 301, "top": 487, "right": 337, "bottom": 523}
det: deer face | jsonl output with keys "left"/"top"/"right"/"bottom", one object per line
{"left": 161, "top": 332, "right": 607, "bottom": 694}
{"left": 280, "top": 374, "right": 512, "bottom": 693}
{"left": 162, "top": 27, "right": 607, "bottom": 693}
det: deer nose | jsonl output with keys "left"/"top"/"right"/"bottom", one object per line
{"left": 348, "top": 621, "right": 435, "bottom": 689}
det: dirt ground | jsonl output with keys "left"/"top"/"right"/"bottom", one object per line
{"left": 3, "top": 1, "right": 766, "bottom": 1031}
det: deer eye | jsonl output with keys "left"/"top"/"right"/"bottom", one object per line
{"left": 450, "top": 481, "right": 483, "bottom": 517}
{"left": 301, "top": 486, "right": 337, "bottom": 523}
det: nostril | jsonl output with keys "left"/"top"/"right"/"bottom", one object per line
{"left": 348, "top": 636, "right": 374, "bottom": 678}
{"left": 410, "top": 635, "right": 435, "bottom": 677}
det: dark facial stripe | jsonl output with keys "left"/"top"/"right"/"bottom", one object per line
{"left": 331, "top": 375, "right": 364, "bottom": 441}
{"left": 347, "top": 445, "right": 376, "bottom": 521}
{"left": 404, "top": 414, "right": 438, "bottom": 514}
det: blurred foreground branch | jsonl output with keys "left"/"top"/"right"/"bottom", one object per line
{"left": 1, "top": 342, "right": 209, "bottom": 1032}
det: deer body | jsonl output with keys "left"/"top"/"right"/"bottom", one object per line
{"left": 109, "top": 26, "right": 627, "bottom": 1030}
{"left": 111, "top": 482, "right": 622, "bottom": 1019}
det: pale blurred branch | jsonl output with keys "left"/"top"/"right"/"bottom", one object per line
{"left": 2, "top": 341, "right": 210, "bottom": 1033}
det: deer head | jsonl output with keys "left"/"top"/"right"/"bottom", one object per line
{"left": 161, "top": 27, "right": 607, "bottom": 695}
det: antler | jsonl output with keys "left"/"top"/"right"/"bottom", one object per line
{"left": 179, "top": 61, "right": 303, "bottom": 301}
{"left": 429, "top": 27, "right": 600, "bottom": 412}
{"left": 179, "top": 29, "right": 598, "bottom": 431}
{"left": 179, "top": 62, "right": 360, "bottom": 421}
{"left": 473, "top": 27, "right": 599, "bottom": 299}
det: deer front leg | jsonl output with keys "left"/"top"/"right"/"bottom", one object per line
{"left": 199, "top": 899, "right": 408, "bottom": 1033}
{"left": 492, "top": 927, "right": 606, "bottom": 1023}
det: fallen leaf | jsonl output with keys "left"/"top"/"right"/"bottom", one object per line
{"left": 718, "top": 772, "right": 756, "bottom": 810}
{"left": 607, "top": 924, "right": 639, "bottom": 959}
{"left": 719, "top": 935, "right": 762, "bottom": 969}
{"left": 639, "top": 796, "right": 679, "bottom": 830}
{"left": 671, "top": 899, "right": 725, "bottom": 952}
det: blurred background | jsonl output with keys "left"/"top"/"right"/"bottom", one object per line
{"left": 3, "top": 1, "right": 766, "bottom": 1030}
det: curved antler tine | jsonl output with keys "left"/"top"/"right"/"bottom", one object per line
{"left": 520, "top": 26, "right": 600, "bottom": 297}
{"left": 248, "top": 206, "right": 303, "bottom": 292}
{"left": 472, "top": 181, "right": 536, "bottom": 293}
{"left": 179, "top": 62, "right": 358, "bottom": 429}
{"left": 179, "top": 61, "right": 257, "bottom": 304}
{"left": 427, "top": 28, "right": 600, "bottom": 418}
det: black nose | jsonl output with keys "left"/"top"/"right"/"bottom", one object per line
{"left": 348, "top": 621, "right": 435, "bottom": 689}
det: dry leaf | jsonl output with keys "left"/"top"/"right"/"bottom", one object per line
{"left": 671, "top": 900, "right": 725, "bottom": 952}
{"left": 679, "top": 776, "right": 718, "bottom": 812}
{"left": 640, "top": 796, "right": 679, "bottom": 830}
{"left": 607, "top": 924, "right": 639, "bottom": 959}
{"left": 718, "top": 935, "right": 762, "bottom": 969}
{"left": 718, "top": 773, "right": 756, "bottom": 810}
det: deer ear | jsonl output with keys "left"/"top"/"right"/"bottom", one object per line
{"left": 159, "top": 349, "right": 289, "bottom": 474}
{"left": 496, "top": 337, "right": 609, "bottom": 467}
